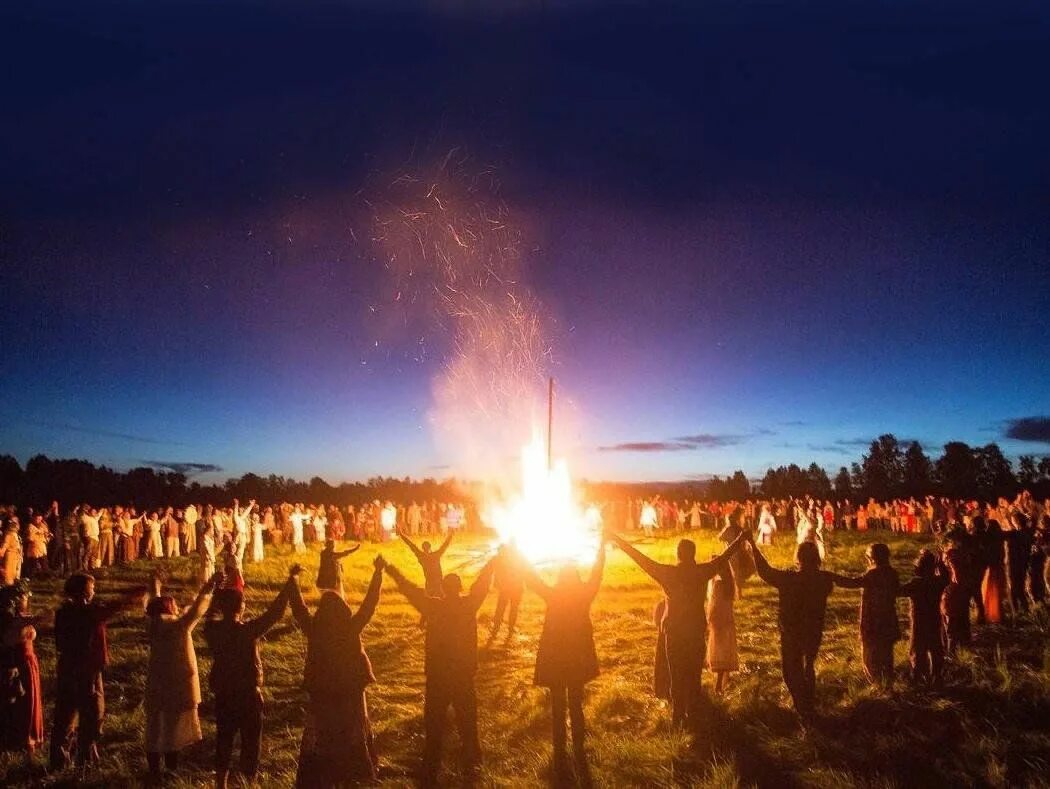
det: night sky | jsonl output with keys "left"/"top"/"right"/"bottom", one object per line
{"left": 2, "top": 1, "right": 1049, "bottom": 484}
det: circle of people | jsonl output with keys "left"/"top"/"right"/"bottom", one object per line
{"left": 0, "top": 491, "right": 1046, "bottom": 787}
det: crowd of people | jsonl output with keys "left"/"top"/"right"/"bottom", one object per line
{"left": 0, "top": 491, "right": 1046, "bottom": 786}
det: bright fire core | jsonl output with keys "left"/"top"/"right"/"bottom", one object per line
{"left": 486, "top": 433, "right": 601, "bottom": 565}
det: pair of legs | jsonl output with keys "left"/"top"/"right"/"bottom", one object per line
{"left": 147, "top": 750, "right": 179, "bottom": 777}
{"left": 665, "top": 631, "right": 705, "bottom": 728}
{"left": 548, "top": 683, "right": 586, "bottom": 764}
{"left": 489, "top": 590, "right": 522, "bottom": 640}
{"left": 910, "top": 640, "right": 944, "bottom": 687}
{"left": 861, "top": 637, "right": 895, "bottom": 687}
{"left": 422, "top": 677, "right": 479, "bottom": 785}
{"left": 49, "top": 674, "right": 104, "bottom": 770}
{"left": 215, "top": 692, "right": 264, "bottom": 788}
{"left": 780, "top": 636, "right": 820, "bottom": 719}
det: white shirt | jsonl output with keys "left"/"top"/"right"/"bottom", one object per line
{"left": 81, "top": 513, "right": 100, "bottom": 540}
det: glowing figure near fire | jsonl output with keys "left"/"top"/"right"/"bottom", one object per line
{"left": 486, "top": 433, "right": 600, "bottom": 565}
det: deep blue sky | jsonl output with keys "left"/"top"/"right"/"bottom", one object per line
{"left": 2, "top": 1, "right": 1048, "bottom": 483}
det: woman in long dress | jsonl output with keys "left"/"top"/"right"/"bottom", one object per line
{"left": 0, "top": 581, "right": 44, "bottom": 761}
{"left": 981, "top": 519, "right": 1008, "bottom": 624}
{"left": 143, "top": 571, "right": 220, "bottom": 780}
{"left": 289, "top": 554, "right": 385, "bottom": 786}
{"left": 525, "top": 540, "right": 606, "bottom": 772}
{"left": 145, "top": 512, "right": 164, "bottom": 559}
{"left": 0, "top": 521, "right": 23, "bottom": 586}
{"left": 705, "top": 562, "right": 739, "bottom": 694}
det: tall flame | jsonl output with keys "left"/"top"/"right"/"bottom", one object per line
{"left": 486, "top": 432, "right": 600, "bottom": 565}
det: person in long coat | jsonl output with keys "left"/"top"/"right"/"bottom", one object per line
{"left": 290, "top": 555, "right": 385, "bottom": 787}
{"left": 525, "top": 541, "right": 606, "bottom": 772}
{"left": 143, "top": 571, "right": 221, "bottom": 780}
{"left": 0, "top": 581, "right": 44, "bottom": 762}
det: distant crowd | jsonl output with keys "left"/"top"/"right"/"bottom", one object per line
{"left": 0, "top": 492, "right": 1046, "bottom": 786}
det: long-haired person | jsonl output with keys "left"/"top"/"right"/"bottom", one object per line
{"left": 525, "top": 540, "right": 606, "bottom": 773}
{"left": 0, "top": 580, "right": 44, "bottom": 763}
{"left": 143, "top": 571, "right": 221, "bottom": 781}
{"left": 290, "top": 555, "right": 385, "bottom": 786}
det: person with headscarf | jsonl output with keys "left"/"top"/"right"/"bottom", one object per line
{"left": 49, "top": 573, "right": 147, "bottom": 769}
{"left": 0, "top": 580, "right": 43, "bottom": 762}
{"left": 204, "top": 565, "right": 297, "bottom": 789}
{"left": 385, "top": 556, "right": 496, "bottom": 785}
{"left": 608, "top": 530, "right": 748, "bottom": 728}
{"left": 525, "top": 540, "right": 606, "bottom": 773}
{"left": 290, "top": 554, "right": 385, "bottom": 786}
{"left": 143, "top": 570, "right": 222, "bottom": 781}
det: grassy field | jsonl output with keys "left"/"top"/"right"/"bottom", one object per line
{"left": 2, "top": 530, "right": 1048, "bottom": 788}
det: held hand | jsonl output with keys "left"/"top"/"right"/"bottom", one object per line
{"left": 373, "top": 554, "right": 387, "bottom": 571}
{"left": 288, "top": 563, "right": 304, "bottom": 579}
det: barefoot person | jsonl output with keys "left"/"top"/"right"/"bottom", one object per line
{"left": 203, "top": 566, "right": 297, "bottom": 789}
{"left": 290, "top": 556, "right": 385, "bottom": 786}
{"left": 385, "top": 556, "right": 496, "bottom": 785}
{"left": 524, "top": 540, "right": 606, "bottom": 773}
{"left": 608, "top": 530, "right": 748, "bottom": 728}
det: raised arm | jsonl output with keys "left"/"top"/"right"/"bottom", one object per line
{"left": 831, "top": 571, "right": 865, "bottom": 589}
{"left": 397, "top": 529, "right": 424, "bottom": 561}
{"left": 435, "top": 531, "right": 454, "bottom": 558}
{"left": 610, "top": 534, "right": 672, "bottom": 588}
{"left": 469, "top": 557, "right": 497, "bottom": 610}
{"left": 287, "top": 567, "right": 314, "bottom": 631}
{"left": 351, "top": 556, "right": 386, "bottom": 629}
{"left": 181, "top": 573, "right": 222, "bottom": 629}
{"left": 244, "top": 580, "right": 292, "bottom": 639}
{"left": 702, "top": 531, "right": 749, "bottom": 573}
{"left": 385, "top": 563, "right": 432, "bottom": 615}
{"left": 586, "top": 541, "right": 607, "bottom": 597}
{"left": 746, "top": 535, "right": 788, "bottom": 589}
{"left": 333, "top": 544, "right": 361, "bottom": 559}
{"left": 522, "top": 556, "right": 553, "bottom": 602}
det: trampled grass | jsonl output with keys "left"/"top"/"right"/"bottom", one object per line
{"left": 2, "top": 531, "right": 1048, "bottom": 787}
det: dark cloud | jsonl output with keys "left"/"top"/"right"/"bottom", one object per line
{"left": 673, "top": 434, "right": 750, "bottom": 448}
{"left": 600, "top": 432, "right": 753, "bottom": 453}
{"left": 24, "top": 419, "right": 186, "bottom": 446}
{"left": 1004, "top": 416, "right": 1050, "bottom": 443}
{"left": 142, "top": 460, "right": 223, "bottom": 476}
{"left": 807, "top": 444, "right": 853, "bottom": 456}
{"left": 780, "top": 421, "right": 807, "bottom": 427}
{"left": 599, "top": 441, "right": 696, "bottom": 453}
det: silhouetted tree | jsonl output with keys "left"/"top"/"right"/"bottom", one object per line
{"left": 974, "top": 444, "right": 1016, "bottom": 500}
{"left": 902, "top": 442, "right": 933, "bottom": 498}
{"left": 833, "top": 467, "right": 853, "bottom": 500}
{"left": 936, "top": 442, "right": 978, "bottom": 500}
{"left": 861, "top": 435, "right": 904, "bottom": 500}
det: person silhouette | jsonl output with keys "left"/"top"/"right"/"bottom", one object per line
{"left": 385, "top": 556, "right": 495, "bottom": 784}
{"left": 524, "top": 541, "right": 606, "bottom": 773}
{"left": 609, "top": 529, "right": 747, "bottom": 727}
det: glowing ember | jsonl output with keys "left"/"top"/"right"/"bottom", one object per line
{"left": 486, "top": 432, "right": 600, "bottom": 565}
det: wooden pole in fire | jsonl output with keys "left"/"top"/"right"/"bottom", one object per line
{"left": 547, "top": 377, "right": 554, "bottom": 471}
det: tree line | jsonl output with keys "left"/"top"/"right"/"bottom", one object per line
{"left": 743, "top": 435, "right": 1050, "bottom": 502}
{"left": 1, "top": 435, "right": 1047, "bottom": 508}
